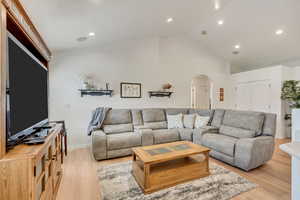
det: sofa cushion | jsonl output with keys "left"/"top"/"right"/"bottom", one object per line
{"left": 195, "top": 115, "right": 210, "bottom": 128}
{"left": 202, "top": 134, "right": 238, "bottom": 157}
{"left": 131, "top": 109, "right": 143, "bottom": 126}
{"left": 167, "top": 114, "right": 184, "bottom": 129}
{"left": 165, "top": 108, "right": 189, "bottom": 115}
{"left": 104, "top": 109, "right": 132, "bottom": 125}
{"left": 211, "top": 109, "right": 225, "bottom": 127}
{"left": 107, "top": 132, "right": 141, "bottom": 150}
{"left": 152, "top": 129, "right": 179, "bottom": 144}
{"left": 220, "top": 125, "right": 256, "bottom": 138}
{"left": 262, "top": 113, "right": 277, "bottom": 136}
{"left": 222, "top": 110, "right": 265, "bottom": 136}
{"left": 143, "top": 121, "right": 167, "bottom": 130}
{"left": 183, "top": 114, "right": 196, "bottom": 129}
{"left": 142, "top": 109, "right": 166, "bottom": 122}
{"left": 103, "top": 124, "right": 133, "bottom": 134}
{"left": 178, "top": 128, "right": 193, "bottom": 141}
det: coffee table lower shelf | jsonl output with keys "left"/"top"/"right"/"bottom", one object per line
{"left": 132, "top": 154, "right": 210, "bottom": 194}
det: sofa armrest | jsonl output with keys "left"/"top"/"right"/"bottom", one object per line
{"left": 91, "top": 130, "right": 107, "bottom": 161}
{"left": 137, "top": 129, "right": 153, "bottom": 146}
{"left": 235, "top": 136, "right": 275, "bottom": 171}
{"left": 193, "top": 126, "right": 219, "bottom": 145}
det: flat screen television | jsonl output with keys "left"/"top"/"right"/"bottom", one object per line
{"left": 6, "top": 32, "right": 49, "bottom": 147}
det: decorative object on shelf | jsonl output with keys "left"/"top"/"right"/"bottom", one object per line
{"left": 120, "top": 82, "right": 142, "bottom": 98}
{"left": 281, "top": 80, "right": 300, "bottom": 108}
{"left": 148, "top": 91, "right": 173, "bottom": 98}
{"left": 79, "top": 89, "right": 113, "bottom": 97}
{"left": 162, "top": 83, "right": 172, "bottom": 91}
{"left": 219, "top": 88, "right": 224, "bottom": 102}
{"left": 80, "top": 74, "right": 96, "bottom": 90}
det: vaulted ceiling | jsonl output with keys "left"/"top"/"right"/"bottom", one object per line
{"left": 20, "top": 0, "right": 300, "bottom": 70}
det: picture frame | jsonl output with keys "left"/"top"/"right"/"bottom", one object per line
{"left": 120, "top": 82, "right": 142, "bottom": 98}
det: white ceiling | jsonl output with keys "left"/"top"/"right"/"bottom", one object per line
{"left": 20, "top": 0, "right": 300, "bottom": 69}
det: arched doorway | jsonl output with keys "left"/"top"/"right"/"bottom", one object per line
{"left": 191, "top": 75, "right": 212, "bottom": 109}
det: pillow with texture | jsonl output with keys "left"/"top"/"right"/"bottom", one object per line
{"left": 183, "top": 114, "right": 196, "bottom": 129}
{"left": 167, "top": 114, "right": 184, "bottom": 129}
{"left": 195, "top": 115, "right": 210, "bottom": 128}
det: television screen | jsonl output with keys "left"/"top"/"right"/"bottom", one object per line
{"left": 7, "top": 33, "right": 48, "bottom": 142}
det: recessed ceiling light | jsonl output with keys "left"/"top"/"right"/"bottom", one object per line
{"left": 275, "top": 29, "right": 284, "bottom": 35}
{"left": 232, "top": 51, "right": 239, "bottom": 55}
{"left": 88, "top": 32, "right": 95, "bottom": 37}
{"left": 214, "top": 0, "right": 220, "bottom": 10}
{"left": 217, "top": 20, "right": 224, "bottom": 25}
{"left": 166, "top": 17, "right": 174, "bottom": 23}
{"left": 234, "top": 44, "right": 240, "bottom": 49}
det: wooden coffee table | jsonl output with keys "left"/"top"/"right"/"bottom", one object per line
{"left": 132, "top": 141, "right": 210, "bottom": 194}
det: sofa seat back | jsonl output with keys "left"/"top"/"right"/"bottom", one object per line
{"left": 142, "top": 109, "right": 167, "bottom": 130}
{"left": 221, "top": 110, "right": 265, "bottom": 137}
{"left": 103, "top": 109, "right": 133, "bottom": 134}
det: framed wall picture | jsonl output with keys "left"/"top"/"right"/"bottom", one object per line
{"left": 120, "top": 82, "right": 142, "bottom": 98}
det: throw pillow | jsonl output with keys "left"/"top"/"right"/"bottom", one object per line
{"left": 167, "top": 113, "right": 184, "bottom": 129}
{"left": 195, "top": 115, "right": 210, "bottom": 129}
{"left": 183, "top": 114, "right": 196, "bottom": 129}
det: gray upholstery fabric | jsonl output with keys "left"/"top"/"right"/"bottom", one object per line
{"left": 142, "top": 109, "right": 166, "bottom": 122}
{"left": 192, "top": 126, "right": 219, "bottom": 145}
{"left": 188, "top": 109, "right": 213, "bottom": 116}
{"left": 183, "top": 114, "right": 196, "bottom": 129}
{"left": 210, "top": 109, "right": 225, "bottom": 127}
{"left": 103, "top": 123, "right": 133, "bottom": 134}
{"left": 152, "top": 129, "right": 179, "bottom": 144}
{"left": 202, "top": 134, "right": 238, "bottom": 157}
{"left": 131, "top": 109, "right": 143, "bottom": 126}
{"left": 138, "top": 129, "right": 154, "bottom": 146}
{"left": 210, "top": 150, "right": 234, "bottom": 165}
{"left": 189, "top": 109, "right": 215, "bottom": 125}
{"left": 165, "top": 108, "right": 189, "bottom": 115}
{"left": 235, "top": 136, "right": 275, "bottom": 171}
{"left": 262, "top": 113, "right": 277, "bottom": 136}
{"left": 107, "top": 132, "right": 141, "bottom": 150}
{"left": 107, "top": 148, "right": 132, "bottom": 159}
{"left": 222, "top": 110, "right": 264, "bottom": 136}
{"left": 91, "top": 130, "right": 107, "bottom": 161}
{"left": 144, "top": 121, "right": 167, "bottom": 130}
{"left": 178, "top": 128, "right": 193, "bottom": 141}
{"left": 220, "top": 125, "right": 256, "bottom": 138}
{"left": 103, "top": 109, "right": 132, "bottom": 125}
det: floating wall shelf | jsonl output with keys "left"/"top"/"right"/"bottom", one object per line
{"left": 79, "top": 89, "right": 113, "bottom": 97}
{"left": 148, "top": 91, "right": 173, "bottom": 98}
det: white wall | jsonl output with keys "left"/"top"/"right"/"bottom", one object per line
{"left": 49, "top": 36, "right": 233, "bottom": 149}
{"left": 232, "top": 65, "right": 293, "bottom": 138}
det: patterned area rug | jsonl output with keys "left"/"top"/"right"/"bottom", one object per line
{"left": 97, "top": 161, "right": 257, "bottom": 200}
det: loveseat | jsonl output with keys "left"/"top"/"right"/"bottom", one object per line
{"left": 91, "top": 108, "right": 276, "bottom": 171}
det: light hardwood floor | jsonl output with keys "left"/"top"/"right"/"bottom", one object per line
{"left": 56, "top": 139, "right": 291, "bottom": 200}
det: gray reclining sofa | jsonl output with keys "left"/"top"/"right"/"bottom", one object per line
{"left": 91, "top": 108, "right": 276, "bottom": 171}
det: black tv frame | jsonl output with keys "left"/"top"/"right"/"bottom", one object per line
{"left": 6, "top": 32, "right": 49, "bottom": 149}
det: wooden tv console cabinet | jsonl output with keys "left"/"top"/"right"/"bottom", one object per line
{"left": 0, "top": 124, "right": 65, "bottom": 200}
